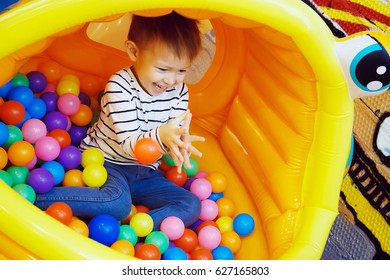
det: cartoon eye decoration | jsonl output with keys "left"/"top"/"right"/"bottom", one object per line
{"left": 335, "top": 34, "right": 390, "bottom": 99}
{"left": 373, "top": 112, "right": 390, "bottom": 167}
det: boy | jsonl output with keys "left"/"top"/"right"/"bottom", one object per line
{"left": 36, "top": 12, "right": 205, "bottom": 230}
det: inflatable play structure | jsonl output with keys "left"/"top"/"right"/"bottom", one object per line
{"left": 0, "top": 0, "right": 389, "bottom": 260}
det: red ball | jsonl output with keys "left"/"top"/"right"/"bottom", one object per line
{"left": 135, "top": 243, "right": 161, "bottom": 260}
{"left": 190, "top": 248, "right": 213, "bottom": 260}
{"left": 165, "top": 167, "right": 187, "bottom": 186}
{"left": 0, "top": 100, "right": 26, "bottom": 125}
{"left": 134, "top": 138, "right": 161, "bottom": 164}
{"left": 173, "top": 228, "right": 199, "bottom": 253}
{"left": 46, "top": 202, "right": 73, "bottom": 225}
{"left": 47, "top": 129, "right": 71, "bottom": 149}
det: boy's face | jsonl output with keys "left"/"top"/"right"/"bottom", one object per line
{"left": 126, "top": 40, "right": 192, "bottom": 96}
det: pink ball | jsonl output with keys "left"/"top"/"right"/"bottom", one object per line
{"left": 34, "top": 136, "right": 61, "bottom": 161}
{"left": 199, "top": 199, "right": 219, "bottom": 221}
{"left": 196, "top": 171, "right": 208, "bottom": 178}
{"left": 160, "top": 216, "right": 185, "bottom": 240}
{"left": 25, "top": 154, "right": 37, "bottom": 170}
{"left": 21, "top": 118, "right": 48, "bottom": 144}
{"left": 190, "top": 178, "right": 212, "bottom": 200}
{"left": 57, "top": 93, "right": 81, "bottom": 115}
{"left": 198, "top": 225, "right": 221, "bottom": 250}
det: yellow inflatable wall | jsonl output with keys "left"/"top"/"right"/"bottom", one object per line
{"left": 1, "top": 0, "right": 385, "bottom": 260}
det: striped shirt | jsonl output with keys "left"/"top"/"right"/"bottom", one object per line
{"left": 79, "top": 67, "right": 189, "bottom": 169}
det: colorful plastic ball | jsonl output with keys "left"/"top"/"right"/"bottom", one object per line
{"left": 160, "top": 216, "right": 185, "bottom": 241}
{"left": 57, "top": 145, "right": 82, "bottom": 170}
{"left": 129, "top": 212, "right": 154, "bottom": 237}
{"left": 135, "top": 205, "right": 149, "bottom": 213}
{"left": 44, "top": 111, "right": 68, "bottom": 131}
{"left": 199, "top": 199, "right": 219, "bottom": 221}
{"left": 69, "top": 104, "right": 92, "bottom": 126}
{"left": 216, "top": 216, "right": 234, "bottom": 233}
{"left": 80, "top": 74, "right": 101, "bottom": 97}
{"left": 0, "top": 147, "right": 8, "bottom": 170}
{"left": 111, "top": 240, "right": 135, "bottom": 256}
{"left": 0, "top": 80, "right": 12, "bottom": 98}
{"left": 78, "top": 92, "right": 91, "bottom": 106}
{"left": 216, "top": 197, "right": 236, "bottom": 217}
{"left": 27, "top": 71, "right": 47, "bottom": 93}
{"left": 198, "top": 225, "right": 221, "bottom": 250}
{"left": 183, "top": 177, "right": 197, "bottom": 191}
{"left": 21, "top": 118, "right": 47, "bottom": 144}
{"left": 135, "top": 243, "right": 161, "bottom": 260}
{"left": 12, "top": 183, "right": 36, "bottom": 204}
{"left": 162, "top": 247, "right": 187, "bottom": 260}
{"left": 56, "top": 78, "right": 80, "bottom": 96}
{"left": 145, "top": 231, "right": 169, "bottom": 254}
{"left": 68, "top": 217, "right": 89, "bottom": 236}
{"left": 3, "top": 125, "right": 23, "bottom": 149}
{"left": 208, "top": 192, "right": 224, "bottom": 202}
{"left": 197, "top": 220, "right": 219, "bottom": 233}
{"left": 7, "top": 140, "right": 35, "bottom": 166}
{"left": 220, "top": 231, "right": 241, "bottom": 254}
{"left": 88, "top": 214, "right": 120, "bottom": 246}
{"left": 165, "top": 167, "right": 187, "bottom": 187}
{"left": 15, "top": 111, "right": 31, "bottom": 129}
{"left": 162, "top": 154, "right": 176, "bottom": 167}
{"left": 118, "top": 224, "right": 138, "bottom": 246}
{"left": 82, "top": 164, "right": 107, "bottom": 187}
{"left": 40, "top": 92, "right": 58, "bottom": 113}
{"left": 81, "top": 148, "right": 104, "bottom": 167}
{"left": 34, "top": 136, "right": 61, "bottom": 162}
{"left": 0, "top": 122, "right": 9, "bottom": 146}
{"left": 233, "top": 213, "right": 255, "bottom": 236}
{"left": 68, "top": 125, "right": 87, "bottom": 146}
{"left": 207, "top": 172, "right": 227, "bottom": 193}
{"left": 57, "top": 93, "right": 81, "bottom": 115}
{"left": 37, "top": 60, "right": 62, "bottom": 83}
{"left": 188, "top": 219, "right": 202, "bottom": 232}
{"left": 62, "top": 169, "right": 85, "bottom": 186}
{"left": 183, "top": 157, "right": 199, "bottom": 177}
{"left": 26, "top": 97, "right": 47, "bottom": 119}
{"left": 6, "top": 166, "right": 29, "bottom": 185}
{"left": 27, "top": 167, "right": 54, "bottom": 194}
{"left": 0, "top": 100, "right": 26, "bottom": 125}
{"left": 173, "top": 228, "right": 199, "bottom": 253}
{"left": 41, "top": 160, "right": 65, "bottom": 186}
{"left": 0, "top": 170, "right": 13, "bottom": 186}
{"left": 190, "top": 178, "right": 212, "bottom": 200}
{"left": 46, "top": 201, "right": 73, "bottom": 225}
{"left": 47, "top": 129, "right": 71, "bottom": 149}
{"left": 8, "top": 86, "right": 34, "bottom": 108}
{"left": 211, "top": 245, "right": 234, "bottom": 260}
{"left": 11, "top": 73, "right": 29, "bottom": 87}
{"left": 190, "top": 248, "right": 213, "bottom": 260}
{"left": 134, "top": 138, "right": 161, "bottom": 164}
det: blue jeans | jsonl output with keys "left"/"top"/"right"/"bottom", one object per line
{"left": 35, "top": 162, "right": 201, "bottom": 230}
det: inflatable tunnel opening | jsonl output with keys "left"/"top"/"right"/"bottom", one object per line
{"left": 0, "top": 1, "right": 355, "bottom": 260}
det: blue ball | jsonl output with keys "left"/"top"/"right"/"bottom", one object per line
{"left": 233, "top": 213, "right": 255, "bottom": 236}
{"left": 162, "top": 247, "right": 187, "bottom": 260}
{"left": 0, "top": 121, "right": 9, "bottom": 146}
{"left": 27, "top": 97, "right": 47, "bottom": 119}
{"left": 8, "top": 86, "right": 34, "bottom": 108}
{"left": 41, "top": 161, "right": 65, "bottom": 186}
{"left": 88, "top": 214, "right": 120, "bottom": 246}
{"left": 208, "top": 192, "right": 224, "bottom": 202}
{"left": 0, "top": 80, "right": 12, "bottom": 98}
{"left": 212, "top": 246, "right": 234, "bottom": 260}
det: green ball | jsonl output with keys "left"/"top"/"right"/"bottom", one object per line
{"left": 12, "top": 183, "right": 36, "bottom": 203}
{"left": 183, "top": 157, "right": 199, "bottom": 177}
{"left": 118, "top": 224, "right": 138, "bottom": 246}
{"left": 0, "top": 170, "right": 13, "bottom": 187}
{"left": 3, "top": 125, "right": 23, "bottom": 149}
{"left": 7, "top": 166, "right": 29, "bottom": 185}
{"left": 145, "top": 231, "right": 169, "bottom": 254}
{"left": 163, "top": 154, "right": 176, "bottom": 166}
{"left": 12, "top": 72, "right": 29, "bottom": 87}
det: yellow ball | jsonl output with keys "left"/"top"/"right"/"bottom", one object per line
{"left": 82, "top": 164, "right": 108, "bottom": 187}
{"left": 216, "top": 216, "right": 233, "bottom": 233}
{"left": 56, "top": 79, "right": 79, "bottom": 96}
{"left": 130, "top": 213, "right": 154, "bottom": 237}
{"left": 216, "top": 197, "right": 236, "bottom": 217}
{"left": 81, "top": 148, "right": 105, "bottom": 167}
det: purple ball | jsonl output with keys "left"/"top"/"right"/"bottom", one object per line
{"left": 57, "top": 145, "right": 82, "bottom": 170}
{"left": 68, "top": 125, "right": 88, "bottom": 146}
{"left": 27, "top": 168, "right": 54, "bottom": 194}
{"left": 78, "top": 92, "right": 91, "bottom": 106}
{"left": 40, "top": 92, "right": 58, "bottom": 113}
{"left": 44, "top": 111, "right": 68, "bottom": 131}
{"left": 27, "top": 71, "right": 47, "bottom": 93}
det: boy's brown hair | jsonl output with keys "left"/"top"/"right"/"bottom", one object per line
{"left": 128, "top": 11, "right": 202, "bottom": 61}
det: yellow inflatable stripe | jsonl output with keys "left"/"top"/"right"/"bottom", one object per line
{"left": 349, "top": 0, "right": 390, "bottom": 14}
{"left": 341, "top": 176, "right": 390, "bottom": 254}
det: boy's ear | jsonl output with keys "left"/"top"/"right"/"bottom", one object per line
{"left": 125, "top": 40, "right": 138, "bottom": 61}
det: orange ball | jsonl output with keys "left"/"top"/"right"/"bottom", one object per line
{"left": 220, "top": 231, "right": 241, "bottom": 254}
{"left": 135, "top": 243, "right": 161, "bottom": 260}
{"left": 70, "top": 104, "right": 93, "bottom": 126}
{"left": 216, "top": 197, "right": 236, "bottom": 217}
{"left": 7, "top": 140, "right": 35, "bottom": 166}
{"left": 173, "top": 228, "right": 199, "bottom": 253}
{"left": 0, "top": 147, "right": 8, "bottom": 170}
{"left": 207, "top": 172, "right": 227, "bottom": 193}
{"left": 111, "top": 240, "right": 135, "bottom": 256}
{"left": 190, "top": 248, "right": 213, "bottom": 260}
{"left": 80, "top": 75, "right": 102, "bottom": 98}
{"left": 37, "top": 60, "right": 62, "bottom": 83}
{"left": 197, "top": 220, "right": 218, "bottom": 233}
{"left": 0, "top": 100, "right": 26, "bottom": 125}
{"left": 46, "top": 202, "right": 73, "bottom": 225}
{"left": 63, "top": 169, "right": 85, "bottom": 186}
{"left": 47, "top": 129, "right": 71, "bottom": 149}
{"left": 69, "top": 217, "right": 89, "bottom": 236}
{"left": 121, "top": 204, "right": 138, "bottom": 224}
{"left": 133, "top": 138, "right": 161, "bottom": 165}
{"left": 135, "top": 205, "right": 149, "bottom": 213}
